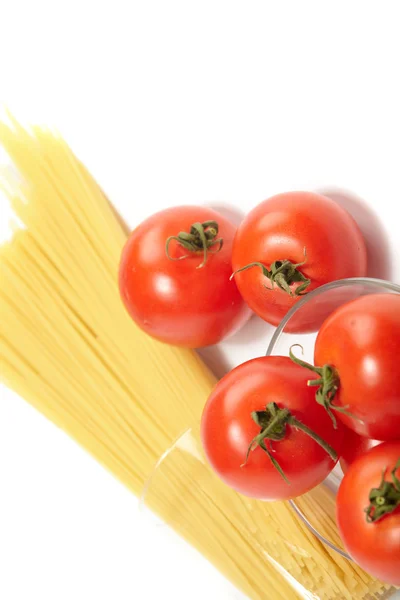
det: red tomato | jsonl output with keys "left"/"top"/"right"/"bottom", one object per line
{"left": 232, "top": 192, "right": 367, "bottom": 332}
{"left": 340, "top": 428, "right": 381, "bottom": 473}
{"left": 201, "top": 356, "right": 343, "bottom": 500}
{"left": 313, "top": 293, "right": 400, "bottom": 441}
{"left": 337, "top": 442, "right": 400, "bottom": 585}
{"left": 119, "top": 206, "right": 249, "bottom": 347}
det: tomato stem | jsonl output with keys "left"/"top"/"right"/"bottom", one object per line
{"left": 289, "top": 345, "right": 359, "bottom": 429}
{"left": 287, "top": 416, "right": 338, "bottom": 461}
{"left": 365, "top": 459, "right": 400, "bottom": 523}
{"left": 242, "top": 401, "right": 338, "bottom": 485}
{"left": 165, "top": 220, "right": 223, "bottom": 268}
{"left": 230, "top": 247, "right": 311, "bottom": 296}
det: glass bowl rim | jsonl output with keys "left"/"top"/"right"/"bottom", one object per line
{"left": 266, "top": 277, "right": 400, "bottom": 357}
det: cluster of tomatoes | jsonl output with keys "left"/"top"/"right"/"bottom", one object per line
{"left": 119, "top": 191, "right": 400, "bottom": 586}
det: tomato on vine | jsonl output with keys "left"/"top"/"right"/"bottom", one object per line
{"left": 291, "top": 293, "right": 400, "bottom": 439}
{"left": 337, "top": 441, "right": 400, "bottom": 585}
{"left": 201, "top": 356, "right": 343, "bottom": 501}
{"left": 119, "top": 206, "right": 249, "bottom": 347}
{"left": 231, "top": 191, "right": 367, "bottom": 332}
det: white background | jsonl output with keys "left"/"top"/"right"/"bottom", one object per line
{"left": 1, "top": 2, "right": 400, "bottom": 599}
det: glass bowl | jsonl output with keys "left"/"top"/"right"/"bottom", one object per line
{"left": 266, "top": 277, "right": 400, "bottom": 560}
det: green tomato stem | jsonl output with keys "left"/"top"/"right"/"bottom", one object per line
{"left": 365, "top": 459, "right": 400, "bottom": 523}
{"left": 230, "top": 247, "right": 311, "bottom": 296}
{"left": 242, "top": 401, "right": 338, "bottom": 486}
{"left": 287, "top": 416, "right": 338, "bottom": 461}
{"left": 165, "top": 220, "right": 223, "bottom": 268}
{"left": 289, "top": 344, "right": 360, "bottom": 429}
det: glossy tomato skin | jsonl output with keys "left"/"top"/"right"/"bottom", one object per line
{"left": 340, "top": 428, "right": 381, "bottom": 473}
{"left": 201, "top": 356, "right": 343, "bottom": 500}
{"left": 337, "top": 442, "right": 400, "bottom": 585}
{"left": 119, "top": 206, "right": 250, "bottom": 347}
{"left": 314, "top": 293, "right": 400, "bottom": 441}
{"left": 232, "top": 192, "right": 367, "bottom": 332}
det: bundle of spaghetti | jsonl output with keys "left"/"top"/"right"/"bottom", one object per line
{"left": 143, "top": 429, "right": 394, "bottom": 600}
{"left": 0, "top": 117, "right": 394, "bottom": 600}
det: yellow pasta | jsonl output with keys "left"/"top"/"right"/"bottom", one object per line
{"left": 0, "top": 117, "right": 396, "bottom": 600}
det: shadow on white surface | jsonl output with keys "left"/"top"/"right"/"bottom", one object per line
{"left": 225, "top": 313, "right": 274, "bottom": 347}
{"left": 198, "top": 315, "right": 275, "bottom": 380}
{"left": 197, "top": 344, "right": 232, "bottom": 379}
{"left": 319, "top": 188, "right": 392, "bottom": 281}
{"left": 209, "top": 202, "right": 245, "bottom": 226}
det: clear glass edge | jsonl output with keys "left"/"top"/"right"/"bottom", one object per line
{"left": 266, "top": 277, "right": 400, "bottom": 357}
{"left": 267, "top": 277, "right": 400, "bottom": 563}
